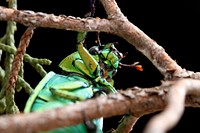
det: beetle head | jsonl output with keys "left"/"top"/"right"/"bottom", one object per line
{"left": 89, "top": 42, "right": 143, "bottom": 80}
{"left": 89, "top": 43, "right": 123, "bottom": 81}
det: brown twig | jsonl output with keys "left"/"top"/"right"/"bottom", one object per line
{"left": 0, "top": 6, "right": 111, "bottom": 32}
{"left": 143, "top": 79, "right": 200, "bottom": 133}
{"left": 112, "top": 115, "right": 139, "bottom": 133}
{"left": 0, "top": 83, "right": 198, "bottom": 132}
{"left": 5, "top": 27, "right": 35, "bottom": 114}
{"left": 1, "top": 0, "right": 200, "bottom": 132}
{"left": 0, "top": 5, "right": 183, "bottom": 79}
{"left": 6, "top": 27, "right": 35, "bottom": 95}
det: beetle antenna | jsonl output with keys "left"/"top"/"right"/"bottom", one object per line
{"left": 90, "top": 0, "right": 96, "bottom": 17}
{"left": 122, "top": 52, "right": 128, "bottom": 59}
{"left": 82, "top": 0, "right": 98, "bottom": 47}
{"left": 119, "top": 62, "right": 143, "bottom": 71}
{"left": 95, "top": 32, "right": 102, "bottom": 46}
{"left": 113, "top": 42, "right": 118, "bottom": 45}
{"left": 84, "top": 0, "right": 96, "bottom": 17}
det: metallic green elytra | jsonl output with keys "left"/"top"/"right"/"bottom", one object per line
{"left": 24, "top": 32, "right": 124, "bottom": 133}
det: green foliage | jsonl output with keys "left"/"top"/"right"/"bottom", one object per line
{"left": 0, "top": 1, "right": 52, "bottom": 114}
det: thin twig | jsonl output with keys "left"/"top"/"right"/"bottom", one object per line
{"left": 0, "top": 1, "right": 199, "bottom": 132}
{"left": 6, "top": 27, "right": 35, "bottom": 94}
{"left": 143, "top": 79, "right": 200, "bottom": 133}
{"left": 6, "top": 27, "right": 35, "bottom": 113}
{"left": 112, "top": 115, "right": 139, "bottom": 133}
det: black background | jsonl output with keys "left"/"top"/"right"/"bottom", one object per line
{"left": 1, "top": 0, "right": 200, "bottom": 132}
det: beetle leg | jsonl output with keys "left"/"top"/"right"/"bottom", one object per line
{"left": 73, "top": 59, "right": 94, "bottom": 78}
{"left": 94, "top": 77, "right": 117, "bottom": 93}
{"left": 81, "top": 110, "right": 97, "bottom": 133}
{"left": 77, "top": 43, "right": 100, "bottom": 77}
{"left": 49, "top": 83, "right": 93, "bottom": 101}
{"left": 77, "top": 32, "right": 101, "bottom": 78}
{"left": 49, "top": 88, "right": 85, "bottom": 101}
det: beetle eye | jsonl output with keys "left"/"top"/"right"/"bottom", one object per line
{"left": 89, "top": 46, "right": 99, "bottom": 55}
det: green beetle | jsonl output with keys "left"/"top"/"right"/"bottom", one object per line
{"left": 24, "top": 32, "right": 142, "bottom": 133}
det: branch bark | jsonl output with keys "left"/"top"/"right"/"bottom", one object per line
{"left": 0, "top": 82, "right": 199, "bottom": 133}
{"left": 0, "top": 4, "right": 184, "bottom": 79}
{"left": 7, "top": 27, "right": 35, "bottom": 95}
{"left": 144, "top": 79, "right": 200, "bottom": 133}
{"left": 1, "top": 1, "right": 200, "bottom": 133}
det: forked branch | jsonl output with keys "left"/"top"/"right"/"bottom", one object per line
{"left": 0, "top": 83, "right": 199, "bottom": 132}
{"left": 0, "top": 2, "right": 184, "bottom": 79}
{"left": 0, "top": 0, "right": 200, "bottom": 133}
{"left": 144, "top": 79, "right": 200, "bottom": 133}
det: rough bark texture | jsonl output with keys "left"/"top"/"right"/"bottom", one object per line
{"left": 1, "top": 0, "right": 200, "bottom": 133}
{"left": 0, "top": 83, "right": 199, "bottom": 133}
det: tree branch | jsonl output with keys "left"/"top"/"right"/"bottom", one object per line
{"left": 0, "top": 5, "right": 184, "bottom": 79}
{"left": 0, "top": 6, "right": 112, "bottom": 32}
{"left": 143, "top": 79, "right": 200, "bottom": 133}
{"left": 1, "top": 1, "right": 200, "bottom": 133}
{"left": 0, "top": 81, "right": 199, "bottom": 133}
{"left": 7, "top": 27, "right": 35, "bottom": 94}
{"left": 6, "top": 27, "right": 35, "bottom": 114}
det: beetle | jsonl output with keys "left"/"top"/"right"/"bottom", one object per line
{"left": 24, "top": 32, "right": 142, "bottom": 133}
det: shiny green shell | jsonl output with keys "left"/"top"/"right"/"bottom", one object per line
{"left": 24, "top": 32, "right": 121, "bottom": 133}
{"left": 24, "top": 71, "right": 103, "bottom": 133}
